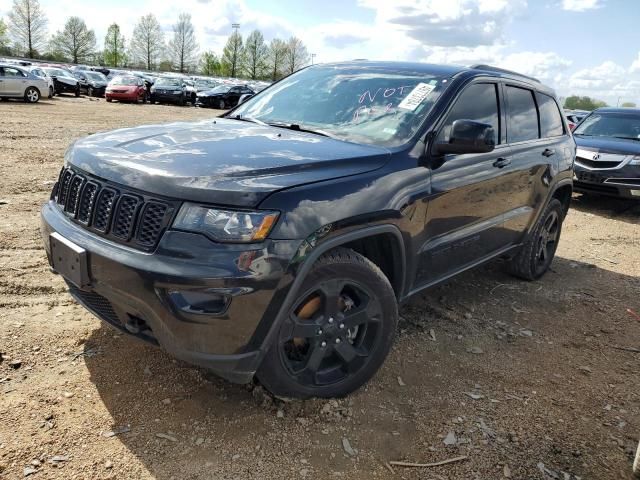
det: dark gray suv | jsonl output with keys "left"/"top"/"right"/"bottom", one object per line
{"left": 41, "top": 62, "right": 575, "bottom": 398}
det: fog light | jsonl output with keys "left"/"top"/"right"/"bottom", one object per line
{"left": 168, "top": 289, "right": 231, "bottom": 316}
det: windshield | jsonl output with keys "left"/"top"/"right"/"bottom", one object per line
{"left": 85, "top": 71, "right": 106, "bottom": 82}
{"left": 43, "top": 68, "right": 68, "bottom": 77}
{"left": 574, "top": 112, "right": 640, "bottom": 140}
{"left": 110, "top": 76, "right": 138, "bottom": 86}
{"left": 207, "top": 85, "right": 231, "bottom": 94}
{"left": 233, "top": 65, "right": 446, "bottom": 147}
{"left": 156, "top": 77, "right": 182, "bottom": 87}
{"left": 196, "top": 79, "right": 217, "bottom": 88}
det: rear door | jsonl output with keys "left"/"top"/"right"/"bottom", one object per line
{"left": 501, "top": 84, "right": 568, "bottom": 244}
{"left": 416, "top": 81, "right": 513, "bottom": 286}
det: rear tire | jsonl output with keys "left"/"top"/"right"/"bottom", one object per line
{"left": 508, "top": 198, "right": 564, "bottom": 280}
{"left": 218, "top": 99, "right": 226, "bottom": 109}
{"left": 257, "top": 247, "right": 398, "bottom": 398}
{"left": 24, "top": 87, "right": 40, "bottom": 103}
{"left": 106, "top": 97, "right": 112, "bottom": 103}
{"left": 48, "top": 86, "right": 54, "bottom": 98}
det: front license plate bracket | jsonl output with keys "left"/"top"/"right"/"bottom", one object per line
{"left": 50, "top": 232, "right": 90, "bottom": 288}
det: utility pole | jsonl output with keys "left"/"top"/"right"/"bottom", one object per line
{"left": 311, "top": 53, "right": 316, "bottom": 65}
{"left": 231, "top": 23, "right": 240, "bottom": 78}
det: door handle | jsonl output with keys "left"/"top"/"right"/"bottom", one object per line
{"left": 542, "top": 148, "right": 556, "bottom": 157}
{"left": 493, "top": 157, "right": 511, "bottom": 168}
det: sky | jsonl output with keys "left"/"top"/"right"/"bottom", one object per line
{"left": 1, "top": 0, "right": 640, "bottom": 105}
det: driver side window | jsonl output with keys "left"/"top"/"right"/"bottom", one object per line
{"left": 437, "top": 83, "right": 500, "bottom": 144}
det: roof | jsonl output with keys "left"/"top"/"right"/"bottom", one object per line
{"left": 594, "top": 107, "right": 640, "bottom": 115}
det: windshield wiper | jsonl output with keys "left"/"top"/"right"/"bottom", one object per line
{"left": 232, "top": 115, "right": 268, "bottom": 126}
{"left": 266, "top": 122, "right": 338, "bottom": 139}
{"left": 614, "top": 136, "right": 640, "bottom": 141}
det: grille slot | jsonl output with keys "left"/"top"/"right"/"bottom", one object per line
{"left": 575, "top": 158, "right": 622, "bottom": 169}
{"left": 52, "top": 167, "right": 172, "bottom": 250}
{"left": 68, "top": 284, "right": 120, "bottom": 325}
{"left": 112, "top": 195, "right": 140, "bottom": 239}
{"left": 77, "top": 182, "right": 99, "bottom": 224}
{"left": 93, "top": 188, "right": 117, "bottom": 232}
{"left": 137, "top": 202, "right": 168, "bottom": 246}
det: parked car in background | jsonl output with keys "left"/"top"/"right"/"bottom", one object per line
{"left": 564, "top": 109, "right": 589, "bottom": 131}
{"left": 193, "top": 77, "right": 220, "bottom": 92}
{"left": 196, "top": 84, "right": 254, "bottom": 109}
{"left": 42, "top": 67, "right": 80, "bottom": 96}
{"left": 150, "top": 77, "right": 190, "bottom": 106}
{"left": 573, "top": 107, "right": 640, "bottom": 199}
{"left": 75, "top": 70, "right": 108, "bottom": 97}
{"left": 41, "top": 61, "right": 574, "bottom": 398}
{"left": 105, "top": 75, "right": 147, "bottom": 103}
{"left": 27, "top": 66, "right": 55, "bottom": 98}
{"left": 0, "top": 63, "right": 49, "bottom": 103}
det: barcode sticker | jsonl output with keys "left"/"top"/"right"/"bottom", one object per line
{"left": 398, "top": 83, "right": 435, "bottom": 111}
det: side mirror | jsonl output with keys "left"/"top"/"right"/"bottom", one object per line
{"left": 435, "top": 119, "right": 496, "bottom": 155}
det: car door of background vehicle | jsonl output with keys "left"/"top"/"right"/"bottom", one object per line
{"left": 1, "top": 66, "right": 27, "bottom": 96}
{"left": 415, "top": 81, "right": 513, "bottom": 287}
{"left": 227, "top": 87, "right": 241, "bottom": 106}
{"left": 500, "top": 84, "right": 567, "bottom": 245}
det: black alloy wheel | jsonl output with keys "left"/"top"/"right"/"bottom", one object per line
{"left": 257, "top": 248, "right": 397, "bottom": 398}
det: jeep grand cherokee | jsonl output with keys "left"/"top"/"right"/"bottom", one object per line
{"left": 41, "top": 62, "right": 575, "bottom": 398}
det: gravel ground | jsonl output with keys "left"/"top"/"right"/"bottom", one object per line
{"left": 1, "top": 96, "right": 639, "bottom": 480}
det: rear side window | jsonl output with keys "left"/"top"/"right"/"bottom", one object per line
{"left": 538, "top": 93, "right": 564, "bottom": 137}
{"left": 437, "top": 83, "right": 500, "bottom": 144}
{"left": 506, "top": 86, "right": 539, "bottom": 143}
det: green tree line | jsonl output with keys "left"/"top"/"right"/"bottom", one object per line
{"left": 1, "top": 0, "right": 310, "bottom": 80}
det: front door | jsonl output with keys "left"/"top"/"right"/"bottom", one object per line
{"left": 1, "top": 66, "right": 28, "bottom": 96}
{"left": 415, "top": 81, "right": 513, "bottom": 287}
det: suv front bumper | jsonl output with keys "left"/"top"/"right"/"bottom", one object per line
{"left": 574, "top": 162, "right": 640, "bottom": 199}
{"left": 41, "top": 201, "right": 301, "bottom": 383}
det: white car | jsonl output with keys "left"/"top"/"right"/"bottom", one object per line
{"left": 0, "top": 63, "right": 49, "bottom": 103}
{"left": 27, "top": 66, "right": 55, "bottom": 98}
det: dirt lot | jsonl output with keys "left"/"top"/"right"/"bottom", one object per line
{"left": 1, "top": 97, "right": 639, "bottom": 480}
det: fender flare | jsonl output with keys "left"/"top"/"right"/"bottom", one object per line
{"left": 250, "top": 224, "right": 406, "bottom": 367}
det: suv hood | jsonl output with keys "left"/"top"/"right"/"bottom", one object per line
{"left": 66, "top": 118, "right": 390, "bottom": 207}
{"left": 574, "top": 135, "right": 640, "bottom": 155}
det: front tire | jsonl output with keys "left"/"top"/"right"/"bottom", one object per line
{"left": 508, "top": 198, "right": 564, "bottom": 280}
{"left": 257, "top": 248, "right": 398, "bottom": 398}
{"left": 218, "top": 99, "right": 226, "bottom": 109}
{"left": 24, "top": 87, "right": 40, "bottom": 103}
{"left": 48, "top": 86, "right": 54, "bottom": 98}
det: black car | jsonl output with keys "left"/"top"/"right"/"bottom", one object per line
{"left": 41, "top": 62, "right": 575, "bottom": 398}
{"left": 196, "top": 84, "right": 254, "bottom": 109}
{"left": 573, "top": 107, "right": 640, "bottom": 199}
{"left": 150, "top": 77, "right": 190, "bottom": 106}
{"left": 74, "top": 70, "right": 109, "bottom": 97}
{"left": 43, "top": 67, "right": 80, "bottom": 96}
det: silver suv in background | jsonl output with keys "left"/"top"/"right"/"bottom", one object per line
{"left": 0, "top": 63, "right": 49, "bottom": 103}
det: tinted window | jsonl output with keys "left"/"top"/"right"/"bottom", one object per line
{"left": 437, "top": 83, "right": 500, "bottom": 144}
{"left": 506, "top": 86, "right": 539, "bottom": 142}
{"left": 538, "top": 93, "right": 564, "bottom": 137}
{"left": 3, "top": 67, "right": 26, "bottom": 78}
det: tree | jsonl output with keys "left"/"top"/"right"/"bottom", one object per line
{"left": 7, "top": 0, "right": 48, "bottom": 58}
{"left": 168, "top": 13, "right": 198, "bottom": 73}
{"left": 130, "top": 14, "right": 164, "bottom": 71}
{"left": 284, "top": 36, "right": 309, "bottom": 75}
{"left": 221, "top": 31, "right": 243, "bottom": 78}
{"left": 621, "top": 101, "right": 637, "bottom": 108}
{"left": 0, "top": 18, "right": 11, "bottom": 55}
{"left": 564, "top": 95, "right": 607, "bottom": 111}
{"left": 266, "top": 38, "right": 287, "bottom": 81}
{"left": 103, "top": 23, "right": 126, "bottom": 67}
{"left": 199, "top": 51, "right": 221, "bottom": 76}
{"left": 242, "top": 30, "right": 267, "bottom": 80}
{"left": 50, "top": 16, "right": 96, "bottom": 64}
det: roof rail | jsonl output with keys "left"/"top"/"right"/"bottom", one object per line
{"left": 469, "top": 64, "right": 540, "bottom": 83}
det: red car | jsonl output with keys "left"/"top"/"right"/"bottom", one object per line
{"left": 105, "top": 75, "right": 146, "bottom": 103}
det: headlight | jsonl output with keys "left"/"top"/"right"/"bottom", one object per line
{"left": 173, "top": 203, "right": 279, "bottom": 242}
{"left": 172, "top": 90, "right": 181, "bottom": 94}
{"left": 630, "top": 155, "right": 640, "bottom": 165}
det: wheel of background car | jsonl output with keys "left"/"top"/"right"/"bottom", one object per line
{"left": 106, "top": 97, "right": 112, "bottom": 102}
{"left": 24, "top": 87, "right": 40, "bottom": 104}
{"left": 88, "top": 87, "right": 93, "bottom": 97}
{"left": 218, "top": 99, "right": 225, "bottom": 109}
{"left": 48, "top": 86, "right": 54, "bottom": 98}
{"left": 257, "top": 247, "right": 398, "bottom": 398}
{"left": 191, "top": 93, "right": 196, "bottom": 104}
{"left": 507, "top": 198, "right": 564, "bottom": 280}
{"left": 74, "top": 87, "right": 80, "bottom": 97}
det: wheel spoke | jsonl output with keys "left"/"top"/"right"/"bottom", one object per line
{"left": 334, "top": 341, "right": 366, "bottom": 364}
{"left": 343, "top": 302, "right": 378, "bottom": 329}
{"left": 320, "top": 280, "right": 344, "bottom": 318}
{"left": 290, "top": 313, "right": 319, "bottom": 339}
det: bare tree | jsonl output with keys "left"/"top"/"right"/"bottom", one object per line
{"left": 242, "top": 30, "right": 267, "bottom": 80}
{"left": 130, "top": 14, "right": 164, "bottom": 70}
{"left": 266, "top": 38, "right": 287, "bottom": 81}
{"left": 168, "top": 13, "right": 198, "bottom": 73}
{"left": 0, "top": 19, "right": 11, "bottom": 54}
{"left": 284, "top": 36, "right": 309, "bottom": 75}
{"left": 103, "top": 23, "right": 126, "bottom": 67}
{"left": 50, "top": 16, "right": 96, "bottom": 64}
{"left": 7, "top": 0, "right": 48, "bottom": 58}
{"left": 221, "top": 31, "right": 243, "bottom": 78}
